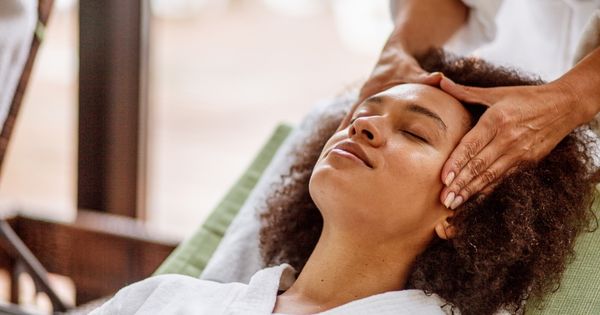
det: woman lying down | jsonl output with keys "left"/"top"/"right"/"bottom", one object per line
{"left": 91, "top": 49, "right": 599, "bottom": 315}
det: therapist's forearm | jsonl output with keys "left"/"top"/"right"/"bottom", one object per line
{"left": 389, "top": 0, "right": 468, "bottom": 56}
{"left": 354, "top": 0, "right": 469, "bottom": 106}
{"left": 552, "top": 47, "right": 600, "bottom": 125}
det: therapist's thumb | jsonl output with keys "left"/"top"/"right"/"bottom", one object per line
{"left": 417, "top": 72, "right": 443, "bottom": 86}
{"left": 440, "top": 76, "right": 496, "bottom": 106}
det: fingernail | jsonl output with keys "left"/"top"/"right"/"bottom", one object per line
{"left": 450, "top": 196, "right": 463, "bottom": 210}
{"left": 444, "top": 172, "right": 455, "bottom": 186}
{"left": 443, "top": 192, "right": 455, "bottom": 208}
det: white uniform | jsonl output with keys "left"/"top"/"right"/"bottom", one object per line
{"left": 391, "top": 0, "right": 600, "bottom": 81}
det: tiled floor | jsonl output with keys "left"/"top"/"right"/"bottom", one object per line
{"left": 0, "top": 1, "right": 388, "bottom": 311}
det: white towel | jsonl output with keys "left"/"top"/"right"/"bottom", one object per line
{"left": 0, "top": 0, "right": 37, "bottom": 133}
{"left": 200, "top": 92, "right": 354, "bottom": 284}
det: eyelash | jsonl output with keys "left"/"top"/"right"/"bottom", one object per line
{"left": 350, "top": 116, "right": 429, "bottom": 143}
{"left": 350, "top": 116, "right": 428, "bottom": 143}
{"left": 402, "top": 130, "right": 429, "bottom": 143}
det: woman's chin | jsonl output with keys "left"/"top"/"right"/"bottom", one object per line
{"left": 309, "top": 168, "right": 369, "bottom": 207}
{"left": 310, "top": 163, "right": 360, "bottom": 191}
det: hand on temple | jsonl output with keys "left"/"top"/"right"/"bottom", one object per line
{"left": 438, "top": 47, "right": 600, "bottom": 209}
{"left": 438, "top": 75, "right": 598, "bottom": 209}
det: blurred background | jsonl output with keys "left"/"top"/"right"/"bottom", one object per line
{"left": 0, "top": 1, "right": 391, "bottom": 312}
{"left": 0, "top": 0, "right": 391, "bottom": 239}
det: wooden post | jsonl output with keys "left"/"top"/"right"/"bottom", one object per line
{"left": 78, "top": 0, "right": 149, "bottom": 218}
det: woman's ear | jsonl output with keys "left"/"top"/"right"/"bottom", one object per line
{"left": 434, "top": 218, "right": 457, "bottom": 240}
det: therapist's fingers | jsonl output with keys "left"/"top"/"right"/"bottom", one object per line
{"left": 441, "top": 140, "right": 507, "bottom": 208}
{"left": 359, "top": 68, "right": 440, "bottom": 102}
{"left": 361, "top": 71, "right": 442, "bottom": 100}
{"left": 359, "top": 47, "right": 444, "bottom": 102}
{"left": 347, "top": 70, "right": 442, "bottom": 132}
{"left": 440, "top": 111, "right": 498, "bottom": 197}
{"left": 444, "top": 155, "right": 516, "bottom": 209}
{"left": 418, "top": 71, "right": 444, "bottom": 85}
{"left": 440, "top": 76, "right": 498, "bottom": 106}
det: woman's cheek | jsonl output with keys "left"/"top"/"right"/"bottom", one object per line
{"left": 385, "top": 149, "right": 442, "bottom": 188}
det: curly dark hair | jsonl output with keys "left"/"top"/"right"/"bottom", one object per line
{"left": 259, "top": 49, "right": 600, "bottom": 315}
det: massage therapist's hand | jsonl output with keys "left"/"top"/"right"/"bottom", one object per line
{"left": 438, "top": 47, "right": 600, "bottom": 209}
{"left": 358, "top": 46, "right": 442, "bottom": 103}
{"left": 355, "top": 0, "right": 468, "bottom": 105}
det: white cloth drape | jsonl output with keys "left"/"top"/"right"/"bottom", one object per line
{"left": 390, "top": 0, "right": 600, "bottom": 81}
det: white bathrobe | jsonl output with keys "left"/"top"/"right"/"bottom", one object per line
{"left": 90, "top": 264, "right": 453, "bottom": 315}
{"left": 92, "top": 2, "right": 600, "bottom": 314}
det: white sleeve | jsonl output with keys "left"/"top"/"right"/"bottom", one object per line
{"left": 573, "top": 10, "right": 600, "bottom": 63}
{"left": 388, "top": 0, "right": 504, "bottom": 54}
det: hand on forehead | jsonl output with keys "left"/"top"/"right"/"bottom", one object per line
{"left": 349, "top": 83, "right": 472, "bottom": 143}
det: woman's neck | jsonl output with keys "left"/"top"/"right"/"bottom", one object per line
{"left": 274, "top": 226, "right": 423, "bottom": 314}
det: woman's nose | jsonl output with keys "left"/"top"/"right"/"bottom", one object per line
{"left": 348, "top": 117, "right": 384, "bottom": 147}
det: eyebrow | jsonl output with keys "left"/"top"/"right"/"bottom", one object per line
{"left": 365, "top": 96, "right": 448, "bottom": 131}
{"left": 406, "top": 104, "right": 447, "bottom": 131}
{"left": 366, "top": 96, "right": 384, "bottom": 104}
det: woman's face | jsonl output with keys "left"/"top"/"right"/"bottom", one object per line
{"left": 309, "top": 83, "right": 471, "bottom": 243}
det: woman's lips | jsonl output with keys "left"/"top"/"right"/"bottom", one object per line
{"left": 330, "top": 141, "right": 373, "bottom": 168}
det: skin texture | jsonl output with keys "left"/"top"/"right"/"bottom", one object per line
{"left": 440, "top": 47, "right": 600, "bottom": 209}
{"left": 355, "top": 0, "right": 467, "bottom": 105}
{"left": 261, "top": 49, "right": 599, "bottom": 315}
{"left": 273, "top": 84, "right": 466, "bottom": 314}
{"left": 360, "top": 1, "right": 600, "bottom": 209}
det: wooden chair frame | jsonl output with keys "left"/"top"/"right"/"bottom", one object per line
{"left": 0, "top": 1, "right": 178, "bottom": 313}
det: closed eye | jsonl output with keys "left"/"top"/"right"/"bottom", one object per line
{"left": 402, "top": 130, "right": 429, "bottom": 144}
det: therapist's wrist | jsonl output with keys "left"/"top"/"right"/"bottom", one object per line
{"left": 551, "top": 74, "right": 600, "bottom": 126}
{"left": 542, "top": 80, "right": 588, "bottom": 128}
{"left": 386, "top": 32, "right": 430, "bottom": 58}
{"left": 387, "top": 0, "right": 468, "bottom": 56}
{"left": 551, "top": 48, "right": 600, "bottom": 125}
{"left": 383, "top": 29, "right": 416, "bottom": 58}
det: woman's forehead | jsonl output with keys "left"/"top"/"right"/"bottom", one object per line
{"left": 370, "top": 83, "right": 471, "bottom": 131}
{"left": 375, "top": 84, "right": 463, "bottom": 111}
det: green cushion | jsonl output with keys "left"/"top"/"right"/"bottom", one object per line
{"left": 154, "top": 122, "right": 600, "bottom": 314}
{"left": 526, "top": 195, "right": 600, "bottom": 314}
{"left": 153, "top": 123, "right": 293, "bottom": 277}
